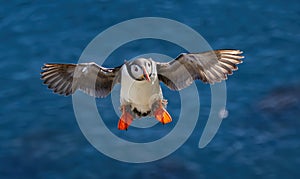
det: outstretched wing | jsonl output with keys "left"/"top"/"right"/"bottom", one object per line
{"left": 157, "top": 50, "right": 244, "bottom": 90}
{"left": 41, "top": 62, "right": 122, "bottom": 97}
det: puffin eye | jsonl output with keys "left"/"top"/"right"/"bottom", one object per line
{"left": 130, "top": 64, "right": 143, "bottom": 79}
{"left": 146, "top": 62, "right": 152, "bottom": 74}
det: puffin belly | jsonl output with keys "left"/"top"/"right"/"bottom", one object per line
{"left": 120, "top": 65, "right": 163, "bottom": 114}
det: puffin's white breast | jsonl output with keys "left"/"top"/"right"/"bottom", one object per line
{"left": 120, "top": 65, "right": 162, "bottom": 113}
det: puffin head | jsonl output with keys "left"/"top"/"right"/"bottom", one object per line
{"left": 127, "top": 58, "right": 155, "bottom": 82}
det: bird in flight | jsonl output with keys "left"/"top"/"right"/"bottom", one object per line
{"left": 41, "top": 50, "right": 244, "bottom": 130}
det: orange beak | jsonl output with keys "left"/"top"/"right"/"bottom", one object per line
{"left": 142, "top": 67, "right": 151, "bottom": 82}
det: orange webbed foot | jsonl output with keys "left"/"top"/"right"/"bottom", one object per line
{"left": 154, "top": 106, "right": 172, "bottom": 125}
{"left": 118, "top": 106, "right": 133, "bottom": 130}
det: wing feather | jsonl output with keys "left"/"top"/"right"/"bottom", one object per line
{"left": 41, "top": 62, "right": 122, "bottom": 97}
{"left": 157, "top": 49, "right": 244, "bottom": 90}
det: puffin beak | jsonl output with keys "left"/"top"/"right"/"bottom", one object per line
{"left": 142, "top": 67, "right": 151, "bottom": 82}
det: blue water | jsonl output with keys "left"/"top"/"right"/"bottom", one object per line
{"left": 1, "top": 1, "right": 300, "bottom": 178}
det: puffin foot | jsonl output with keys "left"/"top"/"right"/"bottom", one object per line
{"left": 153, "top": 101, "right": 172, "bottom": 124}
{"left": 118, "top": 106, "right": 133, "bottom": 130}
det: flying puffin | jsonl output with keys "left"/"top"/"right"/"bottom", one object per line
{"left": 41, "top": 50, "right": 244, "bottom": 130}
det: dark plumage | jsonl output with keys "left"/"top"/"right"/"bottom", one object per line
{"left": 41, "top": 63, "right": 121, "bottom": 97}
{"left": 157, "top": 50, "right": 243, "bottom": 90}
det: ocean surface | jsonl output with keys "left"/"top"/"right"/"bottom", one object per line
{"left": 1, "top": 1, "right": 300, "bottom": 178}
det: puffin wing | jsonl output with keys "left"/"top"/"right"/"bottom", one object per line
{"left": 156, "top": 50, "right": 244, "bottom": 90}
{"left": 41, "top": 62, "right": 121, "bottom": 97}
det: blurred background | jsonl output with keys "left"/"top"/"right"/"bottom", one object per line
{"left": 1, "top": 0, "right": 300, "bottom": 178}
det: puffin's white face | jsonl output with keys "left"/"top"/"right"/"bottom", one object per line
{"left": 130, "top": 64, "right": 143, "bottom": 79}
{"left": 127, "top": 58, "right": 154, "bottom": 82}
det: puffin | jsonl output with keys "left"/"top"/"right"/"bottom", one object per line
{"left": 41, "top": 49, "right": 244, "bottom": 130}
